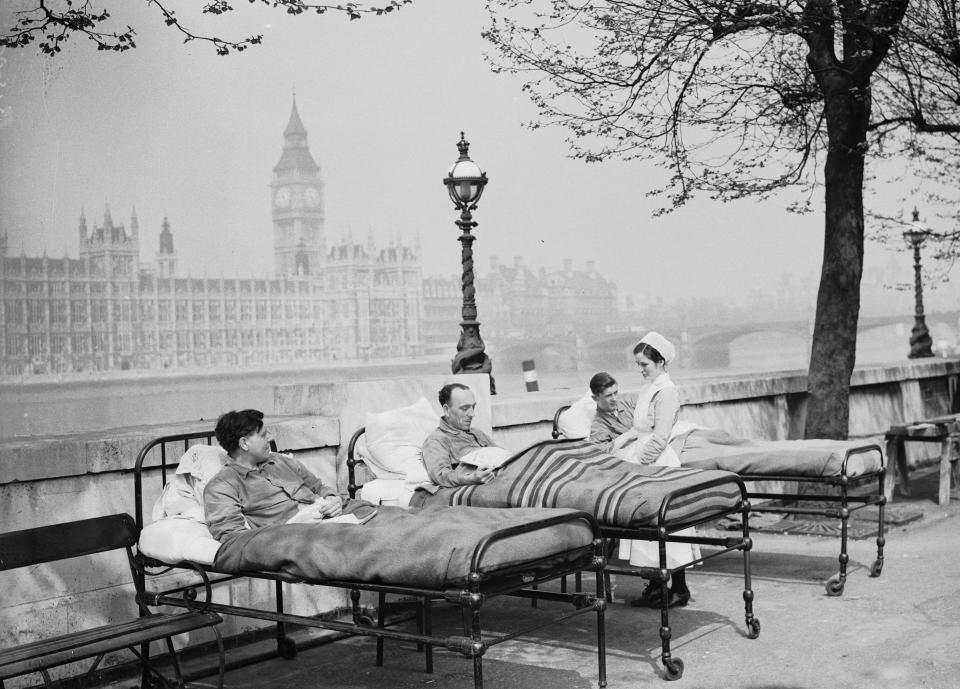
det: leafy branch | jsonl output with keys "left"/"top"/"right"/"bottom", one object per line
{"left": 1, "top": 0, "right": 413, "bottom": 55}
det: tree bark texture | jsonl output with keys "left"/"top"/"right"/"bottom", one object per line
{"left": 802, "top": 0, "right": 907, "bottom": 438}
{"left": 805, "top": 87, "right": 869, "bottom": 439}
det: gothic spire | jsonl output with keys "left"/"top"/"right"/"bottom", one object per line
{"left": 274, "top": 96, "right": 320, "bottom": 174}
{"left": 284, "top": 95, "right": 308, "bottom": 139}
{"left": 159, "top": 216, "right": 174, "bottom": 254}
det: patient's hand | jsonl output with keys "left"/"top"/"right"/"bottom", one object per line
{"left": 471, "top": 466, "right": 495, "bottom": 484}
{"left": 286, "top": 496, "right": 343, "bottom": 524}
{"left": 315, "top": 495, "right": 343, "bottom": 518}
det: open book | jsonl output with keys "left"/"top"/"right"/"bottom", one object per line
{"left": 457, "top": 446, "right": 514, "bottom": 470}
{"left": 286, "top": 505, "right": 377, "bottom": 526}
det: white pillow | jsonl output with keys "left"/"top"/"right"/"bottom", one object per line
{"left": 177, "top": 444, "right": 229, "bottom": 499}
{"left": 138, "top": 517, "right": 222, "bottom": 565}
{"left": 364, "top": 398, "right": 439, "bottom": 481}
{"left": 557, "top": 394, "right": 597, "bottom": 439}
{"left": 459, "top": 446, "right": 513, "bottom": 470}
{"left": 152, "top": 444, "right": 228, "bottom": 523}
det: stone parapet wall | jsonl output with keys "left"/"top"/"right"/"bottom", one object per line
{"left": 489, "top": 359, "right": 959, "bottom": 455}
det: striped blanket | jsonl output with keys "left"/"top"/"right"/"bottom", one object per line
{"left": 421, "top": 439, "right": 744, "bottom": 529}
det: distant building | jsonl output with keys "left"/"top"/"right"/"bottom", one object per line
{"left": 0, "top": 99, "right": 423, "bottom": 375}
{"left": 0, "top": 98, "right": 632, "bottom": 378}
{"left": 420, "top": 255, "right": 620, "bottom": 346}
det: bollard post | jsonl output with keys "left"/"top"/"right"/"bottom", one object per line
{"left": 521, "top": 359, "right": 539, "bottom": 392}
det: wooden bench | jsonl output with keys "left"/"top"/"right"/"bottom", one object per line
{"left": 0, "top": 513, "right": 223, "bottom": 689}
{"left": 886, "top": 414, "right": 960, "bottom": 505}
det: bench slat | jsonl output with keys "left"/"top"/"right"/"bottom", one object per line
{"left": 0, "top": 514, "right": 138, "bottom": 571}
{"left": 0, "top": 611, "right": 221, "bottom": 679}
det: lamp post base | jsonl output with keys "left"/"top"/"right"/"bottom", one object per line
{"left": 451, "top": 321, "right": 496, "bottom": 394}
{"left": 908, "top": 317, "right": 934, "bottom": 359}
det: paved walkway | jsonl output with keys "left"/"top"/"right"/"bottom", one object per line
{"left": 114, "top": 467, "right": 960, "bottom": 689}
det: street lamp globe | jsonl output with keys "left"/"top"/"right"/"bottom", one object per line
{"left": 902, "top": 207, "right": 928, "bottom": 249}
{"left": 444, "top": 133, "right": 488, "bottom": 209}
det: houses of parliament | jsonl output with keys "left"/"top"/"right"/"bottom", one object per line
{"left": 0, "top": 101, "right": 619, "bottom": 377}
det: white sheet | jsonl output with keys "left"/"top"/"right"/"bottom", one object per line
{"left": 138, "top": 517, "right": 221, "bottom": 565}
{"left": 357, "top": 478, "right": 414, "bottom": 507}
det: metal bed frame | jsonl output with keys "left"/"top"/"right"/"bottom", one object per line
{"left": 552, "top": 404, "right": 887, "bottom": 596}
{"left": 347, "top": 428, "right": 760, "bottom": 681}
{"left": 133, "top": 432, "right": 608, "bottom": 689}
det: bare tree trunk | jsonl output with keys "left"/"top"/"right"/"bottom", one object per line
{"left": 804, "top": 85, "right": 869, "bottom": 439}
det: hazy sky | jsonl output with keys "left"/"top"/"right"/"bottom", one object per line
{"left": 0, "top": 1, "right": 937, "bottom": 303}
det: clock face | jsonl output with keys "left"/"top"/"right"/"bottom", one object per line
{"left": 274, "top": 188, "right": 291, "bottom": 208}
{"left": 304, "top": 187, "right": 321, "bottom": 207}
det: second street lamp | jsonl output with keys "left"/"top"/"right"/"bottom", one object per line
{"left": 903, "top": 208, "right": 934, "bottom": 359}
{"left": 443, "top": 132, "right": 496, "bottom": 393}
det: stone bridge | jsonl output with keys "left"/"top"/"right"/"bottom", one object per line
{"left": 495, "top": 310, "right": 960, "bottom": 373}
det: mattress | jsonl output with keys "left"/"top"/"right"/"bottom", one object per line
{"left": 679, "top": 429, "right": 883, "bottom": 478}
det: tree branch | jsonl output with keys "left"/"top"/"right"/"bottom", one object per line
{"left": 0, "top": 0, "right": 412, "bottom": 55}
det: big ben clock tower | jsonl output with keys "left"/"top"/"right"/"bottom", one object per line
{"left": 271, "top": 97, "right": 326, "bottom": 277}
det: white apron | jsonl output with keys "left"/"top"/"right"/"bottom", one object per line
{"left": 619, "top": 374, "right": 701, "bottom": 569}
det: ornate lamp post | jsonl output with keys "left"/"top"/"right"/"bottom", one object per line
{"left": 443, "top": 132, "right": 495, "bottom": 393}
{"left": 903, "top": 208, "right": 934, "bottom": 359}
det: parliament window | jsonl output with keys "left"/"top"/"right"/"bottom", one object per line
{"left": 52, "top": 301, "right": 68, "bottom": 324}
{"left": 28, "top": 301, "right": 45, "bottom": 324}
{"left": 5, "top": 302, "right": 23, "bottom": 324}
{"left": 91, "top": 301, "right": 107, "bottom": 323}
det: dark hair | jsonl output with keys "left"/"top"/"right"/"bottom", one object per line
{"left": 438, "top": 382, "right": 471, "bottom": 407}
{"left": 589, "top": 371, "right": 618, "bottom": 395}
{"left": 215, "top": 409, "right": 265, "bottom": 455}
{"left": 633, "top": 341, "right": 665, "bottom": 364}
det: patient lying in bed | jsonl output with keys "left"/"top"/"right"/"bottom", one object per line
{"left": 351, "top": 387, "right": 743, "bottom": 528}
{"left": 141, "top": 409, "right": 598, "bottom": 589}
{"left": 559, "top": 376, "right": 882, "bottom": 479}
{"left": 203, "top": 409, "right": 377, "bottom": 543}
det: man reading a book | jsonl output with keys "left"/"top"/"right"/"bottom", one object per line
{"left": 204, "top": 408, "right": 373, "bottom": 542}
{"left": 420, "top": 383, "right": 500, "bottom": 488}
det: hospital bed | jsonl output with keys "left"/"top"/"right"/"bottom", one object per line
{"left": 553, "top": 404, "right": 887, "bottom": 596}
{"left": 132, "top": 431, "right": 608, "bottom": 689}
{"left": 347, "top": 424, "right": 760, "bottom": 682}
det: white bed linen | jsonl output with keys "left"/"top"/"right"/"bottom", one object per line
{"left": 357, "top": 478, "right": 415, "bottom": 507}
{"left": 139, "top": 516, "right": 221, "bottom": 565}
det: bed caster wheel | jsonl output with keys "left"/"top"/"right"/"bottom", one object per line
{"left": 747, "top": 618, "right": 761, "bottom": 639}
{"left": 277, "top": 637, "right": 298, "bottom": 659}
{"left": 869, "top": 559, "right": 884, "bottom": 577}
{"left": 825, "top": 576, "right": 845, "bottom": 597}
{"left": 663, "top": 658, "right": 684, "bottom": 680}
